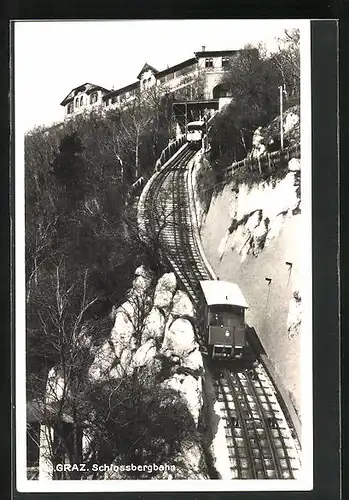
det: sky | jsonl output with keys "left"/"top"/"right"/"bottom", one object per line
{"left": 14, "top": 19, "right": 303, "bottom": 132}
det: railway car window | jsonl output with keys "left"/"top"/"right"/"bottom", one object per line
{"left": 210, "top": 313, "right": 224, "bottom": 326}
{"left": 209, "top": 308, "right": 244, "bottom": 327}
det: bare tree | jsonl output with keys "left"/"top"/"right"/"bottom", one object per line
{"left": 122, "top": 192, "right": 177, "bottom": 272}
{"left": 270, "top": 28, "right": 300, "bottom": 101}
{"left": 117, "top": 92, "right": 153, "bottom": 179}
{"left": 26, "top": 258, "right": 102, "bottom": 476}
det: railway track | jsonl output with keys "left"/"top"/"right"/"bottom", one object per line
{"left": 140, "top": 145, "right": 301, "bottom": 479}
{"left": 213, "top": 365, "right": 300, "bottom": 479}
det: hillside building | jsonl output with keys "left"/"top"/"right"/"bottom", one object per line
{"left": 60, "top": 47, "right": 242, "bottom": 120}
{"left": 60, "top": 83, "right": 111, "bottom": 119}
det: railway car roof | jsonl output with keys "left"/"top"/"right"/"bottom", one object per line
{"left": 199, "top": 280, "right": 248, "bottom": 308}
{"left": 187, "top": 121, "right": 205, "bottom": 127}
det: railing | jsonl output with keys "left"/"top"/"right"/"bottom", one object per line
{"left": 154, "top": 135, "right": 186, "bottom": 172}
{"left": 223, "top": 142, "right": 300, "bottom": 181}
{"left": 126, "top": 135, "right": 187, "bottom": 204}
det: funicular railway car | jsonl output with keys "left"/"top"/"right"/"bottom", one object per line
{"left": 199, "top": 280, "right": 249, "bottom": 360}
{"left": 186, "top": 120, "right": 206, "bottom": 150}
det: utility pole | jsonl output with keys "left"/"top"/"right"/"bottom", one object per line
{"left": 279, "top": 85, "right": 284, "bottom": 150}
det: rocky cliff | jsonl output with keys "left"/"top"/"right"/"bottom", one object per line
{"left": 193, "top": 108, "right": 303, "bottom": 415}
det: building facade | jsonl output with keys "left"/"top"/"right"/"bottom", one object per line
{"left": 60, "top": 47, "right": 242, "bottom": 120}
{"left": 60, "top": 83, "right": 111, "bottom": 119}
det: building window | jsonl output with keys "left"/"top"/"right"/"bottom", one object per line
{"left": 75, "top": 97, "right": 79, "bottom": 108}
{"left": 222, "top": 57, "right": 230, "bottom": 68}
{"left": 111, "top": 96, "right": 117, "bottom": 104}
{"left": 80, "top": 96, "right": 84, "bottom": 106}
{"left": 90, "top": 92, "right": 98, "bottom": 104}
{"left": 67, "top": 102, "right": 73, "bottom": 114}
{"left": 205, "top": 58, "right": 213, "bottom": 68}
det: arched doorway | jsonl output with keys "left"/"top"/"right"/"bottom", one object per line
{"left": 213, "top": 83, "right": 233, "bottom": 99}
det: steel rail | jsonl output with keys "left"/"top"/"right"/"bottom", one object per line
{"left": 140, "top": 146, "right": 300, "bottom": 480}
{"left": 245, "top": 367, "right": 296, "bottom": 479}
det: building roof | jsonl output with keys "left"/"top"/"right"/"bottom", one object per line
{"left": 194, "top": 49, "right": 239, "bottom": 58}
{"left": 60, "top": 82, "right": 111, "bottom": 106}
{"left": 156, "top": 57, "right": 197, "bottom": 78}
{"left": 103, "top": 81, "right": 139, "bottom": 100}
{"left": 199, "top": 280, "right": 248, "bottom": 308}
{"left": 137, "top": 62, "right": 159, "bottom": 80}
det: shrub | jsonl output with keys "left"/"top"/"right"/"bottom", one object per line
{"left": 83, "top": 368, "right": 201, "bottom": 479}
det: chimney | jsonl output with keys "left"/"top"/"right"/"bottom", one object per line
{"left": 201, "top": 45, "right": 206, "bottom": 52}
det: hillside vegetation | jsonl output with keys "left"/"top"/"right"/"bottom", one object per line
{"left": 209, "top": 29, "right": 300, "bottom": 169}
{"left": 25, "top": 88, "right": 176, "bottom": 396}
{"left": 25, "top": 30, "right": 300, "bottom": 477}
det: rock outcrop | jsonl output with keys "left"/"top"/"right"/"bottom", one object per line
{"left": 45, "top": 265, "right": 206, "bottom": 480}
{"left": 217, "top": 171, "right": 300, "bottom": 263}
{"left": 87, "top": 266, "right": 205, "bottom": 479}
{"left": 162, "top": 372, "right": 203, "bottom": 426}
{"left": 153, "top": 272, "right": 177, "bottom": 311}
{"left": 249, "top": 105, "right": 300, "bottom": 157}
